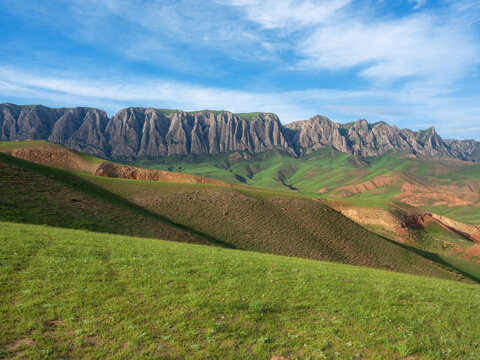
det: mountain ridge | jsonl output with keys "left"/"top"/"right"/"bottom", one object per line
{"left": 1, "top": 102, "right": 479, "bottom": 161}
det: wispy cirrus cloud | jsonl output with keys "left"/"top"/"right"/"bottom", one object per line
{"left": 219, "top": 0, "right": 352, "bottom": 30}
{"left": 2, "top": 65, "right": 480, "bottom": 139}
{"left": 299, "top": 13, "right": 480, "bottom": 83}
{"left": 226, "top": 0, "right": 480, "bottom": 83}
{"left": 4, "top": 0, "right": 479, "bottom": 85}
{"left": 65, "top": 0, "right": 267, "bottom": 62}
{"left": 409, "top": 0, "right": 427, "bottom": 10}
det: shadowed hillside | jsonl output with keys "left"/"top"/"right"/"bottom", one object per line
{"left": 80, "top": 172, "right": 468, "bottom": 280}
{"left": 0, "top": 152, "right": 219, "bottom": 246}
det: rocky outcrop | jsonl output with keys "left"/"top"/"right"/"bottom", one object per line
{"left": 430, "top": 213, "right": 480, "bottom": 243}
{"left": 48, "top": 107, "right": 110, "bottom": 158}
{"left": 285, "top": 116, "right": 457, "bottom": 158}
{"left": 0, "top": 104, "right": 295, "bottom": 161}
{"left": 444, "top": 139, "right": 480, "bottom": 162}
{"left": 399, "top": 213, "right": 480, "bottom": 244}
{"left": 104, "top": 108, "right": 296, "bottom": 160}
{"left": 1, "top": 103, "right": 478, "bottom": 161}
{"left": 0, "top": 103, "right": 65, "bottom": 141}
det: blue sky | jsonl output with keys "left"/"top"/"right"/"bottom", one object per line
{"left": 0, "top": 0, "right": 479, "bottom": 139}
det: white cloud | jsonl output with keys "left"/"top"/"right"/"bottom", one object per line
{"left": 409, "top": 0, "right": 427, "bottom": 10}
{"left": 1, "top": 66, "right": 480, "bottom": 139}
{"left": 7, "top": 0, "right": 479, "bottom": 84}
{"left": 299, "top": 14, "right": 480, "bottom": 83}
{"left": 224, "top": 0, "right": 480, "bottom": 84}
{"left": 219, "top": 0, "right": 351, "bottom": 30}
{"left": 67, "top": 0, "right": 264, "bottom": 54}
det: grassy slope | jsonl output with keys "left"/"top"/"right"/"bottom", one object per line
{"left": 410, "top": 222, "right": 472, "bottom": 252}
{"left": 235, "top": 112, "right": 260, "bottom": 122}
{"left": 137, "top": 149, "right": 480, "bottom": 223}
{"left": 0, "top": 152, "right": 219, "bottom": 247}
{"left": 0, "top": 140, "right": 67, "bottom": 151}
{"left": 3, "top": 141, "right": 479, "bottom": 224}
{"left": 0, "top": 150, "right": 470, "bottom": 280}
{"left": 436, "top": 254, "right": 480, "bottom": 280}
{"left": 79, "top": 172, "right": 466, "bottom": 280}
{"left": 1, "top": 221, "right": 479, "bottom": 359}
{"left": 153, "top": 109, "right": 261, "bottom": 122}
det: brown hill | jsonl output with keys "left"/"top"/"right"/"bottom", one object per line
{"left": 0, "top": 140, "right": 233, "bottom": 186}
{"left": 94, "top": 162, "right": 232, "bottom": 186}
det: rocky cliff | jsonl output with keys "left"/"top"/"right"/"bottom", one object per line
{"left": 444, "top": 139, "right": 480, "bottom": 162}
{"left": 1, "top": 103, "right": 478, "bottom": 161}
{"left": 104, "top": 108, "right": 295, "bottom": 160}
{"left": 285, "top": 116, "right": 458, "bottom": 158}
{"left": 0, "top": 104, "right": 295, "bottom": 160}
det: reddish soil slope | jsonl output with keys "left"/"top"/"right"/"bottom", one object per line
{"left": 1, "top": 143, "right": 234, "bottom": 187}
{"left": 95, "top": 162, "right": 233, "bottom": 186}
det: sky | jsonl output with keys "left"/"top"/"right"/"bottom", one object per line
{"left": 0, "top": 0, "right": 479, "bottom": 139}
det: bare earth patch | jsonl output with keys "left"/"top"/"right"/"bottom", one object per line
{"left": 331, "top": 175, "right": 399, "bottom": 197}
{"left": 5, "top": 338, "right": 36, "bottom": 351}
{"left": 464, "top": 245, "right": 480, "bottom": 260}
{"left": 95, "top": 162, "right": 234, "bottom": 186}
{"left": 2, "top": 143, "right": 237, "bottom": 188}
{"left": 4, "top": 147, "right": 100, "bottom": 173}
{"left": 395, "top": 182, "right": 480, "bottom": 208}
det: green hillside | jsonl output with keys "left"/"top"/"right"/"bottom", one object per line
{"left": 79, "top": 172, "right": 470, "bottom": 280}
{"left": 1, "top": 222, "right": 479, "bottom": 359}
{"left": 3, "top": 140, "right": 479, "bottom": 225}
{"left": 1, "top": 151, "right": 478, "bottom": 281}
{"left": 135, "top": 149, "right": 480, "bottom": 224}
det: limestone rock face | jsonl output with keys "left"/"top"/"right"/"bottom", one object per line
{"left": 0, "top": 104, "right": 64, "bottom": 141}
{"left": 0, "top": 103, "right": 478, "bottom": 161}
{"left": 48, "top": 107, "right": 110, "bottom": 158}
{"left": 285, "top": 116, "right": 469, "bottom": 159}
{"left": 0, "top": 104, "right": 296, "bottom": 160}
{"left": 444, "top": 139, "right": 480, "bottom": 162}
{"left": 103, "top": 108, "right": 296, "bottom": 160}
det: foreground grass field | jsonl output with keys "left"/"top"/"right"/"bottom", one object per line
{"left": 1, "top": 221, "right": 479, "bottom": 359}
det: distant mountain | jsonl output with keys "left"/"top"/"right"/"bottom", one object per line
{"left": 443, "top": 139, "right": 480, "bottom": 162}
{"left": 0, "top": 104, "right": 294, "bottom": 160}
{"left": 285, "top": 115, "right": 480, "bottom": 160}
{"left": 1, "top": 103, "right": 479, "bottom": 161}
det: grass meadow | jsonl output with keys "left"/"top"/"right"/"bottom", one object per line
{"left": 1, "top": 221, "right": 479, "bottom": 359}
